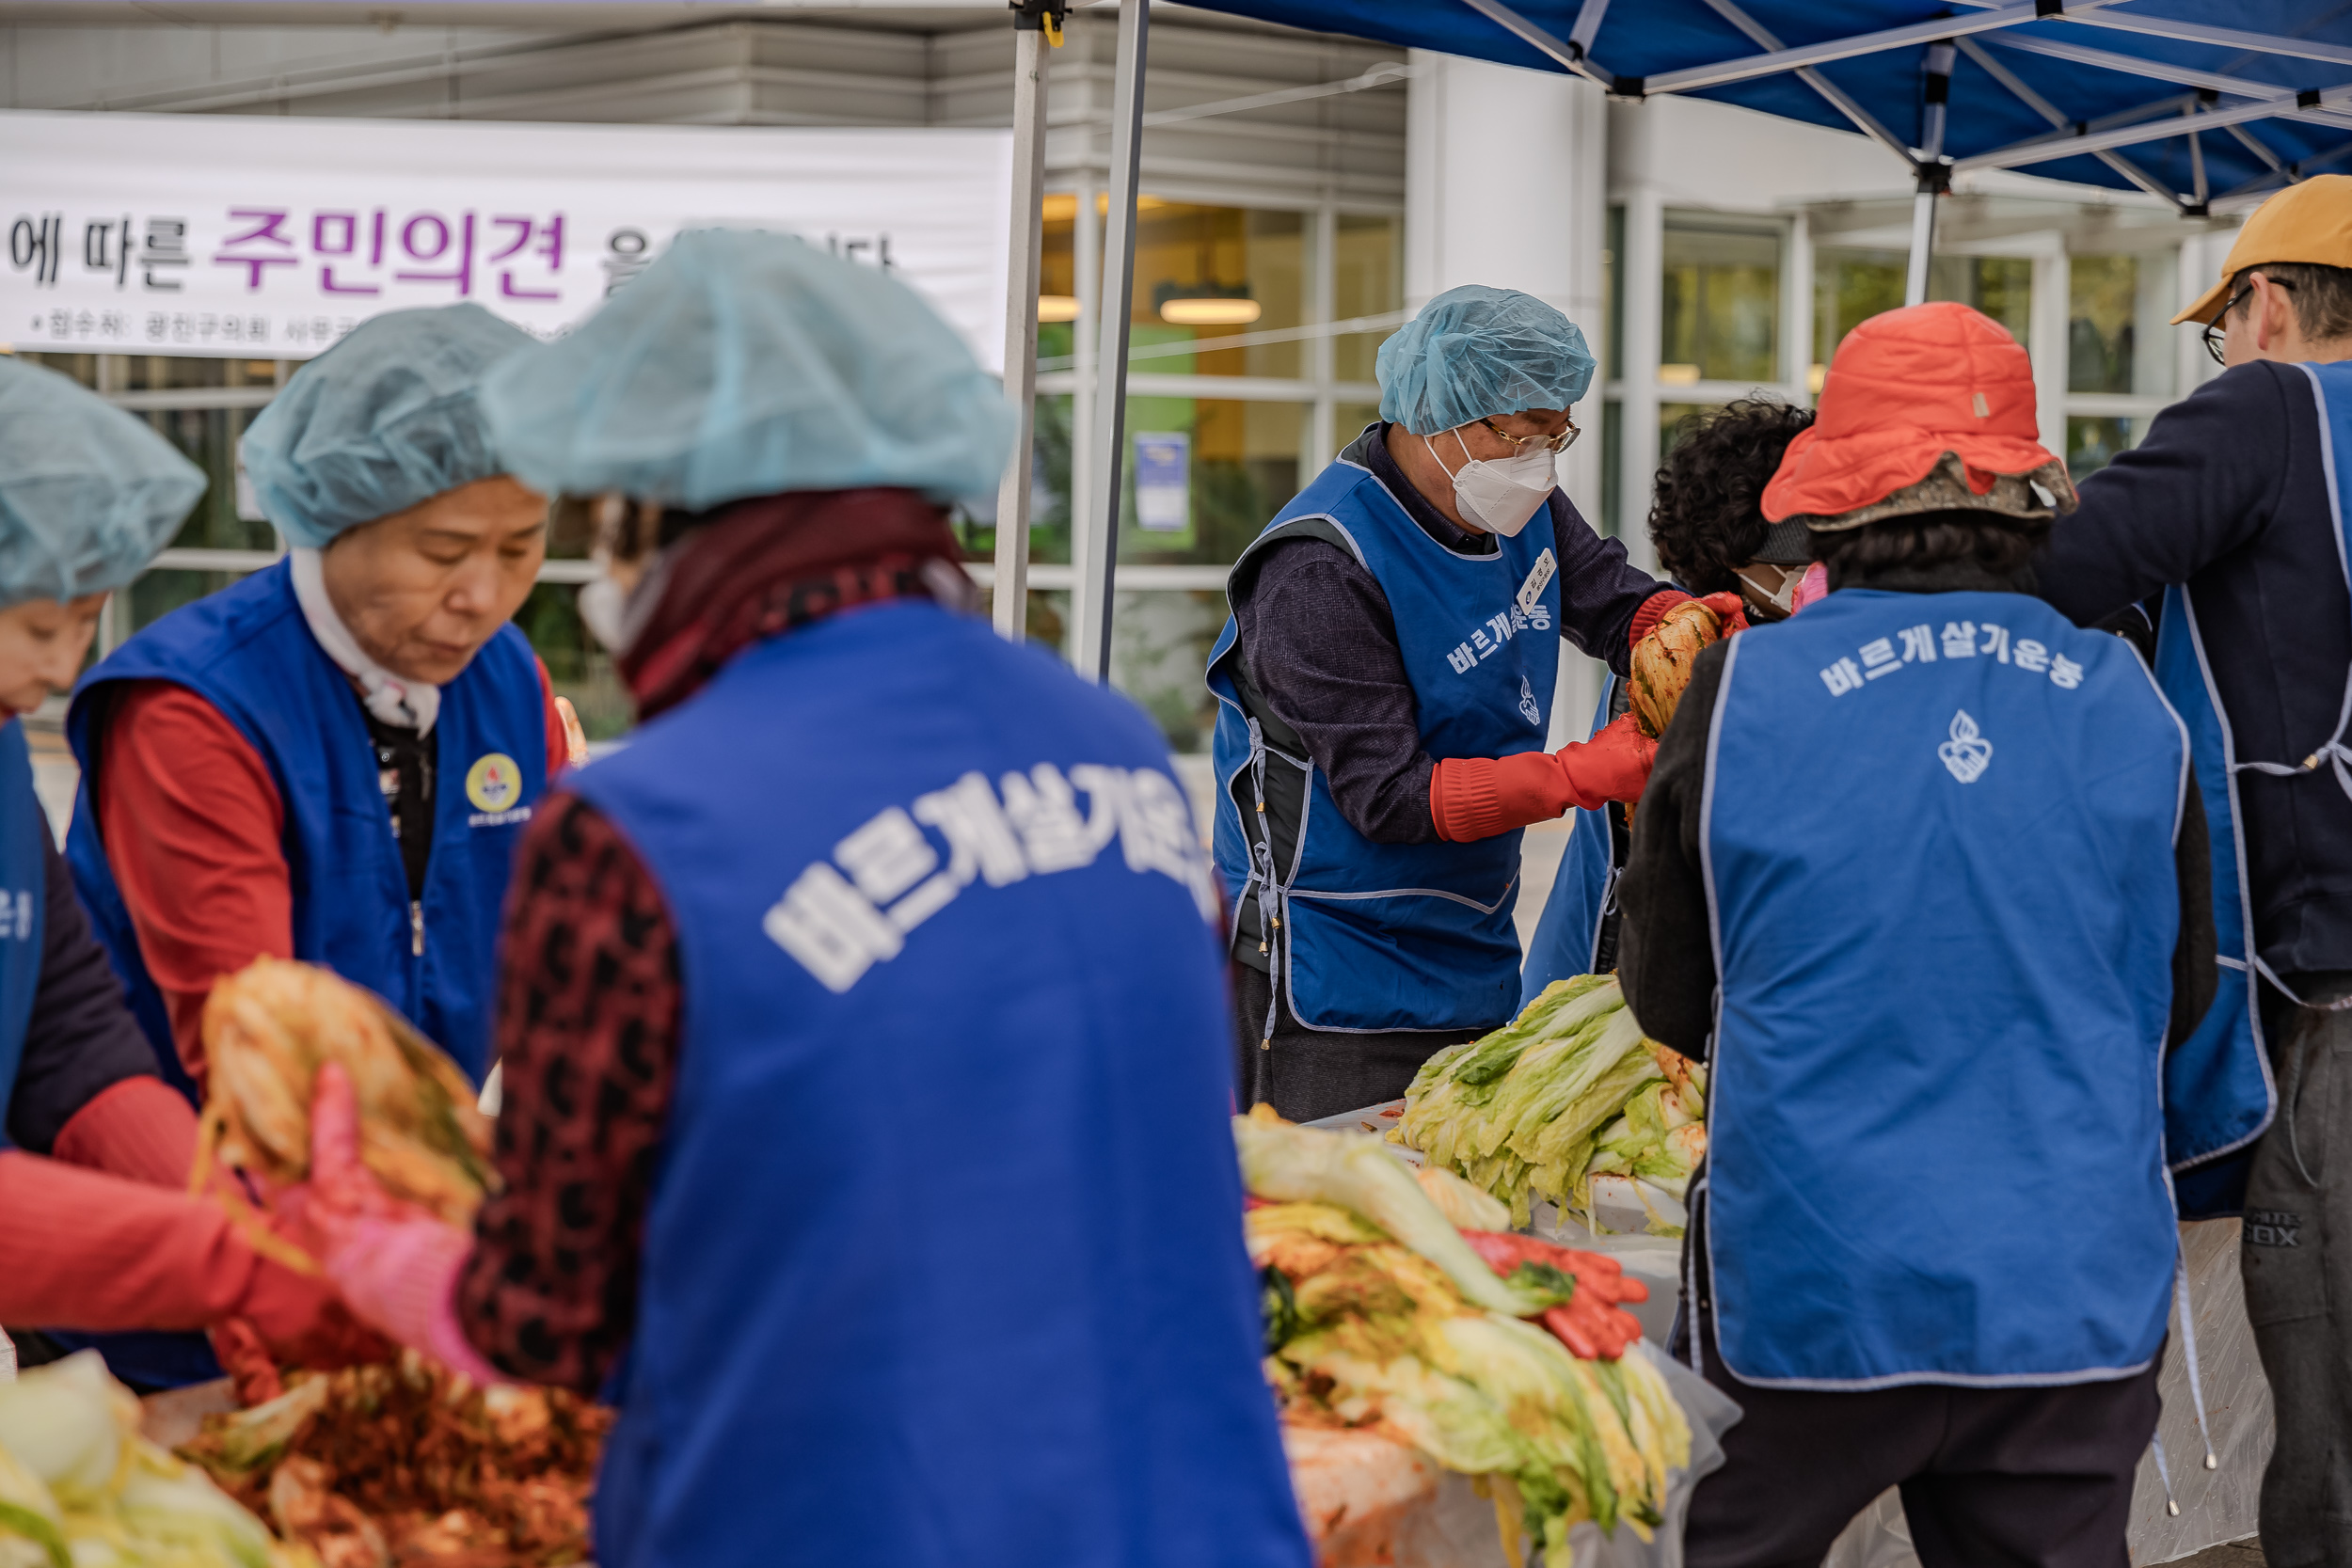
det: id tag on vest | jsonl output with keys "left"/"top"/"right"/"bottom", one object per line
{"left": 1517, "top": 549, "right": 1556, "bottom": 617}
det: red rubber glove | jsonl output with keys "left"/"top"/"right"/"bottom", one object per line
{"left": 1692, "top": 590, "right": 1750, "bottom": 634}
{"left": 289, "top": 1063, "right": 503, "bottom": 1384}
{"left": 1626, "top": 589, "right": 1689, "bottom": 650}
{"left": 51, "top": 1076, "right": 199, "bottom": 1188}
{"left": 1430, "top": 714, "right": 1658, "bottom": 843}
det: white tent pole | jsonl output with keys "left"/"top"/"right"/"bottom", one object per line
{"left": 993, "top": 3, "right": 1058, "bottom": 642}
{"left": 1071, "top": 0, "right": 1149, "bottom": 683}
{"left": 1903, "top": 41, "right": 1956, "bottom": 308}
{"left": 1902, "top": 188, "right": 1938, "bottom": 306}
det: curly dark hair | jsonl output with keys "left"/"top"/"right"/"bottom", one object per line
{"left": 1647, "top": 399, "right": 1816, "bottom": 593}
{"left": 1812, "top": 509, "right": 2053, "bottom": 585}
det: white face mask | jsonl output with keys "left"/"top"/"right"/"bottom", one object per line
{"left": 1427, "top": 428, "right": 1557, "bottom": 537}
{"left": 578, "top": 573, "right": 628, "bottom": 652}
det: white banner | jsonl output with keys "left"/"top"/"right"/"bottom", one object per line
{"left": 0, "top": 111, "right": 1012, "bottom": 369}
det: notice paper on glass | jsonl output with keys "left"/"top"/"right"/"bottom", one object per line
{"left": 1134, "top": 432, "right": 1191, "bottom": 533}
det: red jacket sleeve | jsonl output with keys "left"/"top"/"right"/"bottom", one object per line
{"left": 96, "top": 682, "right": 294, "bottom": 1091}
{"left": 0, "top": 1149, "right": 265, "bottom": 1330}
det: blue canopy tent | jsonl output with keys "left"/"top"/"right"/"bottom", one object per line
{"left": 1009, "top": 0, "right": 2352, "bottom": 673}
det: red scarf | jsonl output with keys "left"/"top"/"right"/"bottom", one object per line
{"left": 617, "top": 488, "right": 967, "bottom": 720}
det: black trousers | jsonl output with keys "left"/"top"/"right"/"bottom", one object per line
{"left": 2244, "top": 973, "right": 2352, "bottom": 1568}
{"left": 1228, "top": 960, "right": 1474, "bottom": 1124}
{"left": 1676, "top": 1217, "right": 2161, "bottom": 1568}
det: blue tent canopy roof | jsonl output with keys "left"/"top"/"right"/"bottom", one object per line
{"left": 1172, "top": 0, "right": 2352, "bottom": 212}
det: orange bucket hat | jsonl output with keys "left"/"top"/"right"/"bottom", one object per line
{"left": 1762, "top": 301, "right": 2074, "bottom": 531}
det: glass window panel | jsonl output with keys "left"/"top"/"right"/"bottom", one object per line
{"left": 21, "top": 352, "right": 99, "bottom": 387}
{"left": 146, "top": 407, "right": 272, "bottom": 553}
{"left": 957, "top": 393, "right": 1076, "bottom": 568}
{"left": 126, "top": 567, "right": 242, "bottom": 638}
{"left": 1335, "top": 402, "right": 1382, "bottom": 456}
{"left": 1659, "top": 402, "right": 1729, "bottom": 466}
{"left": 969, "top": 588, "right": 1071, "bottom": 660}
{"left": 515, "top": 581, "right": 632, "bottom": 741}
{"left": 1130, "top": 201, "right": 1305, "bottom": 379}
{"left": 1814, "top": 246, "right": 1905, "bottom": 372}
{"left": 1120, "top": 399, "right": 1304, "bottom": 565}
{"left": 1333, "top": 213, "right": 1403, "bottom": 384}
{"left": 1108, "top": 589, "right": 1229, "bottom": 754}
{"left": 1812, "top": 248, "right": 2033, "bottom": 370}
{"left": 1605, "top": 206, "right": 1624, "bottom": 384}
{"left": 1661, "top": 220, "right": 1778, "bottom": 385}
{"left": 1931, "top": 256, "right": 2031, "bottom": 346}
{"left": 2067, "top": 415, "right": 2137, "bottom": 478}
{"left": 1600, "top": 397, "right": 1622, "bottom": 537}
{"left": 2069, "top": 251, "right": 2176, "bottom": 398}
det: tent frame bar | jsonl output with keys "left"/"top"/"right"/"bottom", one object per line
{"left": 1958, "top": 81, "right": 2352, "bottom": 172}
{"left": 1025, "top": 0, "right": 2352, "bottom": 686}
{"left": 992, "top": 0, "right": 1059, "bottom": 644}
{"left": 1643, "top": 0, "right": 2122, "bottom": 97}
{"left": 1460, "top": 0, "right": 1624, "bottom": 92}
{"left": 1069, "top": 0, "right": 1151, "bottom": 683}
{"left": 1697, "top": 0, "right": 1910, "bottom": 163}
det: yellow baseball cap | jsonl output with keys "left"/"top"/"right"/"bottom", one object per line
{"left": 2175, "top": 174, "right": 2352, "bottom": 325}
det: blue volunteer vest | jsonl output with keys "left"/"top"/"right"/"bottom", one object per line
{"left": 569, "top": 600, "right": 1308, "bottom": 1568}
{"left": 1521, "top": 680, "right": 1616, "bottom": 1006}
{"left": 0, "top": 721, "right": 46, "bottom": 1136}
{"left": 1206, "top": 455, "right": 1561, "bottom": 1033}
{"left": 64, "top": 561, "right": 546, "bottom": 1086}
{"left": 1702, "top": 591, "right": 2184, "bottom": 1386}
{"left": 2147, "top": 362, "right": 2352, "bottom": 1216}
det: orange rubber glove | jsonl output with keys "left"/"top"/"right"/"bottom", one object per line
{"left": 1430, "top": 713, "right": 1658, "bottom": 843}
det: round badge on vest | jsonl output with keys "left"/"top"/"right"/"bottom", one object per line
{"left": 466, "top": 752, "right": 528, "bottom": 827}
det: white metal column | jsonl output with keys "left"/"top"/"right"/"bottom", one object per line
{"left": 1783, "top": 211, "right": 1815, "bottom": 402}
{"left": 993, "top": 7, "right": 1057, "bottom": 641}
{"left": 2028, "top": 244, "right": 2072, "bottom": 463}
{"left": 1069, "top": 0, "right": 1150, "bottom": 683}
{"left": 1615, "top": 183, "right": 1664, "bottom": 575}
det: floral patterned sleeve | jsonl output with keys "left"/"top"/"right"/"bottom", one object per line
{"left": 454, "top": 791, "right": 681, "bottom": 1395}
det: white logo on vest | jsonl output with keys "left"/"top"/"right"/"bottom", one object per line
{"left": 1938, "top": 709, "right": 1994, "bottom": 784}
{"left": 763, "top": 762, "right": 1218, "bottom": 993}
{"left": 1518, "top": 675, "right": 1542, "bottom": 727}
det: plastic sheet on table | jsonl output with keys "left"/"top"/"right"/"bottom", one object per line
{"left": 1821, "top": 1218, "right": 2271, "bottom": 1568}
{"left": 1337, "top": 1343, "right": 1742, "bottom": 1568}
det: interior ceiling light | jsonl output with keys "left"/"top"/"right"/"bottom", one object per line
{"left": 1155, "top": 278, "right": 1260, "bottom": 326}
{"left": 1161, "top": 296, "right": 1263, "bottom": 325}
{"left": 1039, "top": 295, "right": 1081, "bottom": 323}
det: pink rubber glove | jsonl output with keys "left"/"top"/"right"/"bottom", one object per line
{"left": 301, "top": 1062, "right": 503, "bottom": 1385}
{"left": 1790, "top": 562, "right": 1829, "bottom": 614}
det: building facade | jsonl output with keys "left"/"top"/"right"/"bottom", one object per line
{"left": 1, "top": 0, "right": 2241, "bottom": 753}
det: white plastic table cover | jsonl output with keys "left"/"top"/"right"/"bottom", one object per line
{"left": 1299, "top": 1104, "right": 2273, "bottom": 1565}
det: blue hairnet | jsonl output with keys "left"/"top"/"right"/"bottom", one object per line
{"left": 0, "top": 357, "right": 203, "bottom": 606}
{"left": 479, "top": 228, "right": 1015, "bottom": 511}
{"left": 1376, "top": 285, "right": 1597, "bottom": 435}
{"left": 241, "top": 304, "right": 535, "bottom": 548}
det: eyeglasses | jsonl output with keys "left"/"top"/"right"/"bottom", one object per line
{"left": 1478, "top": 415, "right": 1581, "bottom": 454}
{"left": 2202, "top": 276, "right": 2296, "bottom": 365}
